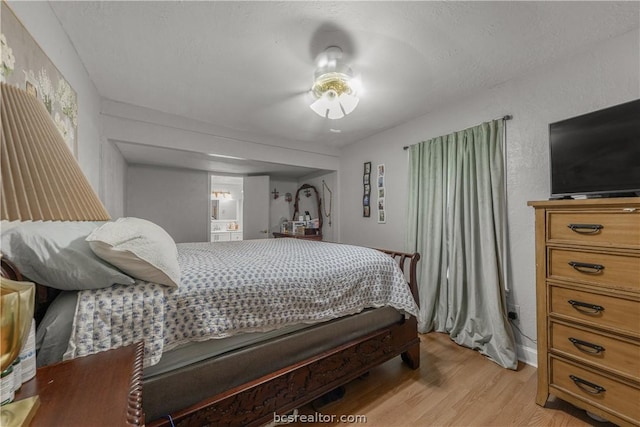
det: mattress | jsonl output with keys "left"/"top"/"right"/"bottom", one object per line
{"left": 36, "top": 290, "right": 402, "bottom": 379}
{"left": 36, "top": 290, "right": 311, "bottom": 371}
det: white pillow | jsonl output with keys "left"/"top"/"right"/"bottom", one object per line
{"left": 86, "top": 217, "right": 181, "bottom": 288}
{"left": 0, "top": 221, "right": 135, "bottom": 291}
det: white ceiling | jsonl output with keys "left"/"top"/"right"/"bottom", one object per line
{"left": 50, "top": 1, "right": 638, "bottom": 173}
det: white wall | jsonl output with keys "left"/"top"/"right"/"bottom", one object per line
{"left": 8, "top": 1, "right": 126, "bottom": 218}
{"left": 126, "top": 165, "right": 209, "bottom": 243}
{"left": 338, "top": 30, "right": 640, "bottom": 364}
{"left": 269, "top": 179, "right": 298, "bottom": 234}
{"left": 101, "top": 139, "right": 127, "bottom": 217}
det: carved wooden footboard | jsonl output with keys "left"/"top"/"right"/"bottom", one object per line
{"left": 148, "top": 250, "right": 420, "bottom": 427}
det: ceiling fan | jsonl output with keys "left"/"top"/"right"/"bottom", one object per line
{"left": 309, "top": 46, "right": 361, "bottom": 120}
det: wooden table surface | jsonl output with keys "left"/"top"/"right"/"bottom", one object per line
{"left": 14, "top": 342, "right": 144, "bottom": 426}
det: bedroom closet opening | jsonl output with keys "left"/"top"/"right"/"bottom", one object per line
{"left": 210, "top": 175, "right": 243, "bottom": 242}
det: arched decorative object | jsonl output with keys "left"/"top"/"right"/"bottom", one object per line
{"left": 292, "top": 184, "right": 323, "bottom": 232}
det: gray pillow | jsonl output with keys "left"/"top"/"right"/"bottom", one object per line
{"left": 35, "top": 291, "right": 78, "bottom": 367}
{"left": 0, "top": 221, "right": 134, "bottom": 290}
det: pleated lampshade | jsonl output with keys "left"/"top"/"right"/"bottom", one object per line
{"left": 1, "top": 82, "right": 110, "bottom": 221}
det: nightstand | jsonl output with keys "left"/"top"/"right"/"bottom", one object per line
{"left": 14, "top": 342, "right": 144, "bottom": 426}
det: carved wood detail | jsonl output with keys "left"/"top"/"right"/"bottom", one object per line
{"left": 127, "top": 341, "right": 146, "bottom": 426}
{"left": 160, "top": 330, "right": 397, "bottom": 427}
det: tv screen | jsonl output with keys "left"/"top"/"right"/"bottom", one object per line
{"left": 549, "top": 99, "right": 640, "bottom": 198}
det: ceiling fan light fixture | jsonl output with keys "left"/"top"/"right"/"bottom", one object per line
{"left": 310, "top": 47, "right": 360, "bottom": 120}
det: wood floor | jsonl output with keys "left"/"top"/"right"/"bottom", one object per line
{"left": 292, "top": 332, "right": 616, "bottom": 427}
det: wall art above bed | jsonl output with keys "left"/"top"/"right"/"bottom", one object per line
{"left": 0, "top": 1, "right": 78, "bottom": 157}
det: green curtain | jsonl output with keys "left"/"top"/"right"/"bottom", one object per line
{"left": 407, "top": 119, "right": 517, "bottom": 370}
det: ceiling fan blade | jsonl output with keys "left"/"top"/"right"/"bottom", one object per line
{"left": 338, "top": 93, "right": 359, "bottom": 115}
{"left": 326, "top": 103, "right": 344, "bottom": 120}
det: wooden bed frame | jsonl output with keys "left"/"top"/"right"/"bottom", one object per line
{"left": 1, "top": 249, "right": 420, "bottom": 427}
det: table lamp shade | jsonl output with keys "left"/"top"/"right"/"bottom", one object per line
{"left": 1, "top": 82, "right": 110, "bottom": 221}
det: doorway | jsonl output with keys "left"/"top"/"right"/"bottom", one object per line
{"left": 210, "top": 175, "right": 243, "bottom": 242}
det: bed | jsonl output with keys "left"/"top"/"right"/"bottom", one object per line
{"left": 0, "top": 219, "right": 420, "bottom": 427}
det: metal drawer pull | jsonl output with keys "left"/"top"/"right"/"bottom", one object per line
{"left": 569, "top": 337, "right": 605, "bottom": 354}
{"left": 567, "top": 223, "right": 603, "bottom": 234}
{"left": 568, "top": 261, "right": 604, "bottom": 274}
{"left": 569, "top": 375, "right": 606, "bottom": 394}
{"left": 568, "top": 300, "right": 604, "bottom": 314}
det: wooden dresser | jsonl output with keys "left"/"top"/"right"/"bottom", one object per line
{"left": 529, "top": 198, "right": 640, "bottom": 426}
{"left": 272, "top": 232, "right": 323, "bottom": 241}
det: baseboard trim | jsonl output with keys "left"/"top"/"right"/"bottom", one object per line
{"left": 516, "top": 343, "right": 537, "bottom": 367}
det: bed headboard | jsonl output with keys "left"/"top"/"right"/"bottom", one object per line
{"left": 376, "top": 249, "right": 420, "bottom": 306}
{"left": 1, "top": 256, "right": 61, "bottom": 326}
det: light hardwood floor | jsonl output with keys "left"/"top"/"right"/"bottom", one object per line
{"left": 293, "top": 332, "right": 616, "bottom": 427}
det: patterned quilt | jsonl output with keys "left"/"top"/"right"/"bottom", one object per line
{"left": 64, "top": 239, "right": 418, "bottom": 367}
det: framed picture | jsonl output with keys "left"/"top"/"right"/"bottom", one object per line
{"left": 378, "top": 210, "right": 385, "bottom": 223}
{"left": 377, "top": 164, "right": 385, "bottom": 176}
{"left": 378, "top": 187, "right": 384, "bottom": 198}
{"left": 363, "top": 161, "right": 373, "bottom": 218}
{"left": 1, "top": 2, "right": 78, "bottom": 157}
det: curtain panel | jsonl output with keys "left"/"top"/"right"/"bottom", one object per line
{"left": 407, "top": 119, "right": 517, "bottom": 370}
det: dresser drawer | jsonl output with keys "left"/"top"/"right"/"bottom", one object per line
{"left": 549, "top": 286, "right": 640, "bottom": 336}
{"left": 550, "top": 357, "right": 640, "bottom": 423}
{"left": 548, "top": 248, "right": 640, "bottom": 291}
{"left": 550, "top": 322, "right": 640, "bottom": 379}
{"left": 548, "top": 210, "right": 640, "bottom": 249}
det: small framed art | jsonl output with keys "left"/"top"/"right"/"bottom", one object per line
{"left": 377, "top": 163, "right": 386, "bottom": 223}
{"left": 363, "top": 162, "right": 372, "bottom": 217}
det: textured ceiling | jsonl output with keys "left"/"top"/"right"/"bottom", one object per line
{"left": 51, "top": 1, "right": 638, "bottom": 152}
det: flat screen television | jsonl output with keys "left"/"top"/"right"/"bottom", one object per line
{"left": 549, "top": 99, "right": 640, "bottom": 198}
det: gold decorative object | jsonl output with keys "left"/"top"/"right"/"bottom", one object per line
{"left": 0, "top": 278, "right": 34, "bottom": 372}
{"left": 1, "top": 397, "right": 40, "bottom": 427}
{"left": 0, "top": 277, "right": 39, "bottom": 426}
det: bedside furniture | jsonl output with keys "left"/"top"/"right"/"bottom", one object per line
{"left": 272, "top": 232, "right": 323, "bottom": 241}
{"left": 211, "top": 231, "right": 243, "bottom": 242}
{"left": 14, "top": 342, "right": 145, "bottom": 426}
{"left": 529, "top": 198, "right": 640, "bottom": 427}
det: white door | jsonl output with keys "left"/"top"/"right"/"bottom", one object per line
{"left": 242, "top": 176, "right": 270, "bottom": 240}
